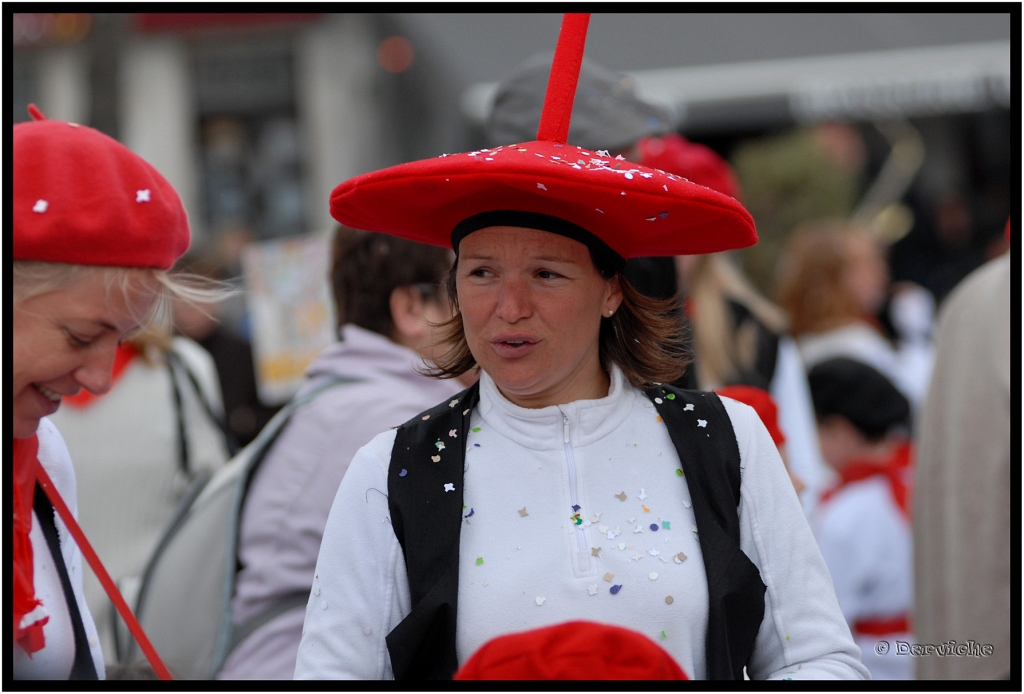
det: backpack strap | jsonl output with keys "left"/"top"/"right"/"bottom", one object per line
{"left": 386, "top": 382, "right": 479, "bottom": 680}
{"left": 645, "top": 385, "right": 766, "bottom": 680}
{"left": 33, "top": 485, "right": 99, "bottom": 680}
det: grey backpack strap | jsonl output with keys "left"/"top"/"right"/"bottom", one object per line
{"left": 227, "top": 590, "right": 310, "bottom": 655}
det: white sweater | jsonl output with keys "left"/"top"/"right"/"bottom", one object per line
{"left": 13, "top": 419, "right": 106, "bottom": 680}
{"left": 294, "top": 366, "right": 867, "bottom": 680}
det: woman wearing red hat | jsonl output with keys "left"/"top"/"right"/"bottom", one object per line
{"left": 295, "top": 15, "right": 865, "bottom": 681}
{"left": 13, "top": 106, "right": 198, "bottom": 679}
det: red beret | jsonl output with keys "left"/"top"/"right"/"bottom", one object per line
{"left": 716, "top": 385, "right": 786, "bottom": 447}
{"left": 14, "top": 105, "right": 190, "bottom": 270}
{"left": 454, "top": 621, "right": 689, "bottom": 680}
{"left": 637, "top": 133, "right": 742, "bottom": 201}
{"left": 329, "top": 15, "right": 756, "bottom": 263}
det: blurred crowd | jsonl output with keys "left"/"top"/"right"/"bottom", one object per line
{"left": 15, "top": 28, "right": 1010, "bottom": 683}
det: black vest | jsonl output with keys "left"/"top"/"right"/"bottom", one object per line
{"left": 385, "top": 382, "right": 766, "bottom": 680}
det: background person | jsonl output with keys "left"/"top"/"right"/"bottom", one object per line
{"left": 776, "top": 220, "right": 934, "bottom": 411}
{"left": 14, "top": 105, "right": 197, "bottom": 679}
{"left": 216, "top": 226, "right": 463, "bottom": 680}
{"left": 807, "top": 358, "right": 914, "bottom": 680}
{"left": 912, "top": 243, "right": 1010, "bottom": 680}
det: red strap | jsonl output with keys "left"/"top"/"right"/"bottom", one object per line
{"left": 536, "top": 13, "right": 590, "bottom": 143}
{"left": 63, "top": 343, "right": 140, "bottom": 409}
{"left": 854, "top": 614, "right": 911, "bottom": 637}
{"left": 34, "top": 461, "right": 173, "bottom": 680}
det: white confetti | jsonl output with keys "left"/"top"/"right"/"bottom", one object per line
{"left": 654, "top": 397, "right": 663, "bottom": 404}
{"left": 649, "top": 572, "right": 659, "bottom": 580}
{"left": 537, "top": 183, "right": 547, "bottom": 190}
{"left": 618, "top": 542, "right": 626, "bottom": 550}
{"left": 449, "top": 399, "right": 459, "bottom": 408}
{"left": 638, "top": 489, "right": 647, "bottom": 500}
{"left": 683, "top": 499, "right": 692, "bottom": 509}
{"left": 33, "top": 199, "right": 48, "bottom": 213}
{"left": 588, "top": 585, "right": 598, "bottom": 595}
{"left": 591, "top": 513, "right": 601, "bottom": 523}
{"left": 697, "top": 419, "right": 707, "bottom": 428}
{"left": 363, "top": 626, "right": 373, "bottom": 635}
{"left": 597, "top": 150, "right": 611, "bottom": 157}
{"left": 624, "top": 172, "right": 634, "bottom": 180}
{"left": 536, "top": 597, "right": 546, "bottom": 606}
{"left": 632, "top": 552, "right": 643, "bottom": 562}
{"left": 634, "top": 525, "right": 644, "bottom": 534}
{"left": 683, "top": 404, "right": 695, "bottom": 411}
{"left": 136, "top": 189, "right": 151, "bottom": 203}
{"left": 663, "top": 184, "right": 669, "bottom": 191}
{"left": 320, "top": 600, "right": 327, "bottom": 610}
{"left": 599, "top": 525, "right": 609, "bottom": 533}
{"left": 649, "top": 549, "right": 660, "bottom": 556}
{"left": 444, "top": 483, "right": 455, "bottom": 492}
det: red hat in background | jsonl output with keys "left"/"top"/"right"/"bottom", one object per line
{"left": 454, "top": 621, "right": 689, "bottom": 680}
{"left": 716, "top": 385, "right": 786, "bottom": 447}
{"left": 330, "top": 14, "right": 756, "bottom": 269}
{"left": 637, "top": 133, "right": 742, "bottom": 201}
{"left": 13, "top": 105, "right": 190, "bottom": 270}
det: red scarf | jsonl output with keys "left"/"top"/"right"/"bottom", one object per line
{"left": 62, "top": 343, "right": 139, "bottom": 409}
{"left": 820, "top": 440, "right": 913, "bottom": 519}
{"left": 13, "top": 435, "right": 48, "bottom": 654}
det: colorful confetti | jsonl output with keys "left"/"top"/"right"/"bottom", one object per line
{"left": 642, "top": 504, "right": 651, "bottom": 513}
{"left": 656, "top": 415, "right": 662, "bottom": 423}
{"left": 572, "top": 504, "right": 581, "bottom": 512}
{"left": 475, "top": 557, "right": 484, "bottom": 566}
{"left": 661, "top": 631, "right": 668, "bottom": 639}
{"left": 675, "top": 552, "right": 687, "bottom": 563}
{"left": 665, "top": 393, "right": 675, "bottom": 400}
{"left": 519, "top": 507, "right": 529, "bottom": 517}
{"left": 665, "top": 596, "right": 674, "bottom": 604}
{"left": 675, "top": 469, "right": 683, "bottom": 477}
{"left": 591, "top": 547, "right": 602, "bottom": 557}
{"left": 422, "top": 415, "right": 430, "bottom": 420}
{"left": 435, "top": 441, "right": 446, "bottom": 451}
{"left": 662, "top": 521, "right": 671, "bottom": 530}
{"left": 449, "top": 429, "right": 458, "bottom": 438}
{"left": 431, "top": 455, "right": 441, "bottom": 463}
{"left": 464, "top": 508, "right": 475, "bottom": 519}
{"left": 472, "top": 427, "right": 482, "bottom": 433}
{"left": 604, "top": 572, "right": 615, "bottom": 582}
{"left": 615, "top": 491, "right": 627, "bottom": 501}
{"left": 650, "top": 523, "right": 659, "bottom": 532}
{"left": 399, "top": 469, "right": 408, "bottom": 477}
{"left": 610, "top": 585, "right": 622, "bottom": 595}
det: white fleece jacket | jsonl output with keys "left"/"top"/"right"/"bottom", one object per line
{"left": 294, "top": 365, "right": 867, "bottom": 680}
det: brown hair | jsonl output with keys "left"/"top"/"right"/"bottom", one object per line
{"left": 775, "top": 220, "right": 870, "bottom": 336}
{"left": 428, "top": 256, "right": 691, "bottom": 388}
{"left": 689, "top": 253, "right": 789, "bottom": 389}
{"left": 330, "top": 225, "right": 454, "bottom": 337}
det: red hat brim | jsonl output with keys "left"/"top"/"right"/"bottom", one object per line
{"left": 330, "top": 139, "right": 756, "bottom": 260}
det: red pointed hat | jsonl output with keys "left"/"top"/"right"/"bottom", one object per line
{"left": 330, "top": 14, "right": 756, "bottom": 269}
{"left": 14, "top": 105, "right": 190, "bottom": 270}
{"left": 637, "top": 133, "right": 742, "bottom": 201}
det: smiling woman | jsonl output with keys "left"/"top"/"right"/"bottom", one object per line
{"left": 13, "top": 105, "right": 200, "bottom": 680}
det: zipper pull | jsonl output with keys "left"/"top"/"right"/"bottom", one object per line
{"left": 563, "top": 414, "right": 570, "bottom": 444}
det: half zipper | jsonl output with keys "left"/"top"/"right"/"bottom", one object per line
{"left": 562, "top": 413, "right": 588, "bottom": 553}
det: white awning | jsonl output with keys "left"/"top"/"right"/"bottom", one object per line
{"left": 461, "top": 40, "right": 1010, "bottom": 133}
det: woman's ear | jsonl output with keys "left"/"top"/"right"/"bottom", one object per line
{"left": 389, "top": 286, "right": 427, "bottom": 344}
{"left": 605, "top": 275, "right": 623, "bottom": 316}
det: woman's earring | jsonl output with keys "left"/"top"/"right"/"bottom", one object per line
{"left": 607, "top": 310, "right": 614, "bottom": 317}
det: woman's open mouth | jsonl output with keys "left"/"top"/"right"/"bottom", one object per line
{"left": 491, "top": 336, "right": 539, "bottom": 358}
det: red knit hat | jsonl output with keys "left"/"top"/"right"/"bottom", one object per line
{"left": 637, "top": 133, "right": 742, "bottom": 201}
{"left": 13, "top": 105, "right": 190, "bottom": 270}
{"left": 716, "top": 385, "right": 786, "bottom": 447}
{"left": 454, "top": 621, "right": 689, "bottom": 680}
{"left": 330, "top": 14, "right": 756, "bottom": 268}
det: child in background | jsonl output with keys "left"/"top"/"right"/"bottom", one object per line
{"left": 807, "top": 357, "right": 914, "bottom": 680}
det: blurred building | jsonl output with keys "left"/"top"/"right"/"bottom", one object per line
{"left": 13, "top": 12, "right": 1011, "bottom": 304}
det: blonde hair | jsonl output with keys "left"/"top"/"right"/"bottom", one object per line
{"left": 13, "top": 261, "right": 232, "bottom": 344}
{"left": 775, "top": 220, "right": 872, "bottom": 336}
{"left": 688, "top": 254, "right": 789, "bottom": 389}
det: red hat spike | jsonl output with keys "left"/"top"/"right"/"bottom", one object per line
{"left": 27, "top": 103, "right": 46, "bottom": 121}
{"left": 536, "top": 13, "right": 590, "bottom": 144}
